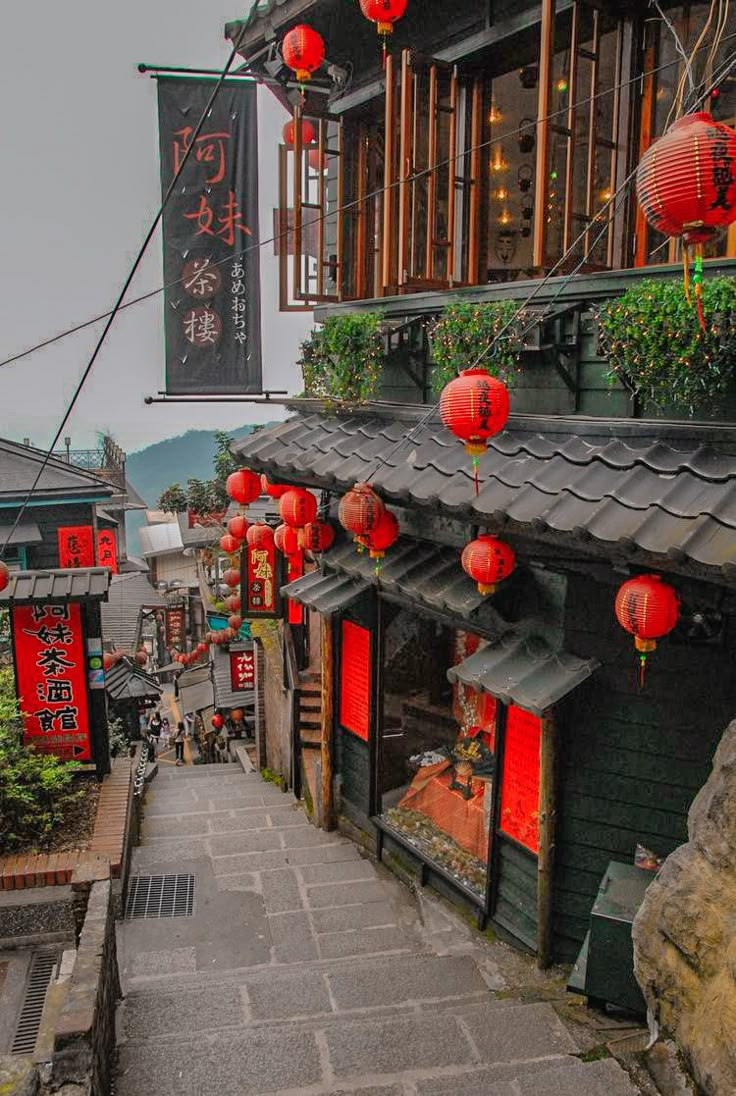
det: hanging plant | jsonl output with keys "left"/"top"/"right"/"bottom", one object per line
{"left": 299, "top": 311, "right": 385, "bottom": 407}
{"left": 428, "top": 300, "right": 529, "bottom": 396}
{"left": 598, "top": 276, "right": 736, "bottom": 413}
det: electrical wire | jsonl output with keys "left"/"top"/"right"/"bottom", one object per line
{"left": 2, "top": 33, "right": 734, "bottom": 373}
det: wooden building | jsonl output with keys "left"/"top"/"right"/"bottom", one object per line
{"left": 228, "top": 0, "right": 736, "bottom": 963}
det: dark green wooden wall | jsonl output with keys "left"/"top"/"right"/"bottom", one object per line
{"left": 494, "top": 837, "right": 538, "bottom": 951}
{"left": 337, "top": 729, "right": 370, "bottom": 826}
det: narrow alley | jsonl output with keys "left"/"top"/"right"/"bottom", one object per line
{"left": 114, "top": 763, "right": 645, "bottom": 1096}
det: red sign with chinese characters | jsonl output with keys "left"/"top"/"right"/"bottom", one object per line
{"left": 230, "top": 648, "right": 255, "bottom": 691}
{"left": 339, "top": 620, "right": 371, "bottom": 741}
{"left": 165, "top": 605, "right": 186, "bottom": 649}
{"left": 499, "top": 705, "right": 541, "bottom": 854}
{"left": 244, "top": 539, "right": 279, "bottom": 617}
{"left": 12, "top": 602, "right": 92, "bottom": 761}
{"left": 58, "top": 526, "right": 95, "bottom": 569}
{"left": 96, "top": 529, "right": 118, "bottom": 573}
{"left": 287, "top": 551, "right": 304, "bottom": 626}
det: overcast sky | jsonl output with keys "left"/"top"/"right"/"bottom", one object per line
{"left": 0, "top": 2, "right": 310, "bottom": 454}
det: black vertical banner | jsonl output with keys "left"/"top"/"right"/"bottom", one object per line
{"left": 157, "top": 77, "right": 262, "bottom": 394}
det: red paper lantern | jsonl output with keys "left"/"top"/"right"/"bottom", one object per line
{"left": 301, "top": 520, "right": 335, "bottom": 553}
{"left": 636, "top": 113, "right": 736, "bottom": 245}
{"left": 261, "top": 474, "right": 289, "bottom": 499}
{"left": 228, "top": 614, "right": 243, "bottom": 631}
{"left": 212, "top": 713, "right": 224, "bottom": 729}
{"left": 228, "top": 515, "right": 249, "bottom": 540}
{"left": 220, "top": 534, "right": 241, "bottom": 555}
{"left": 461, "top": 535, "right": 516, "bottom": 596}
{"left": 0, "top": 560, "right": 8, "bottom": 593}
{"left": 282, "top": 24, "right": 325, "bottom": 84}
{"left": 225, "top": 593, "right": 241, "bottom": 613}
{"left": 226, "top": 469, "right": 261, "bottom": 506}
{"left": 283, "top": 118, "right": 316, "bottom": 145}
{"left": 246, "top": 522, "right": 275, "bottom": 549}
{"left": 280, "top": 488, "right": 318, "bottom": 528}
{"left": 339, "top": 482, "right": 385, "bottom": 536}
{"left": 103, "top": 652, "right": 115, "bottom": 671}
{"left": 135, "top": 649, "right": 148, "bottom": 667}
{"left": 222, "top": 567, "right": 240, "bottom": 588}
{"left": 440, "top": 368, "right": 510, "bottom": 458}
{"left": 274, "top": 523, "right": 300, "bottom": 556}
{"left": 615, "top": 574, "right": 679, "bottom": 685}
{"left": 197, "top": 642, "right": 209, "bottom": 654}
{"left": 308, "top": 148, "right": 327, "bottom": 172}
{"left": 359, "top": 509, "right": 399, "bottom": 560}
{"left": 359, "top": 0, "right": 408, "bottom": 36}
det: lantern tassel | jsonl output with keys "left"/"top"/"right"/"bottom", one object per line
{"left": 693, "top": 245, "right": 706, "bottom": 333}
{"left": 472, "top": 455, "right": 480, "bottom": 496}
{"left": 682, "top": 241, "right": 691, "bottom": 304}
{"left": 638, "top": 651, "right": 647, "bottom": 690}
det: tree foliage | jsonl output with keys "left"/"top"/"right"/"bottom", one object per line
{"left": 157, "top": 430, "right": 239, "bottom": 514}
{"left": 299, "top": 312, "right": 385, "bottom": 406}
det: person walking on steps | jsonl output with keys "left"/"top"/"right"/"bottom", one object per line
{"left": 174, "top": 721, "right": 186, "bottom": 766}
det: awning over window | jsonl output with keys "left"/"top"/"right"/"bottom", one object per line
{"left": 281, "top": 568, "right": 371, "bottom": 614}
{"left": 211, "top": 643, "right": 256, "bottom": 711}
{"left": 447, "top": 633, "right": 599, "bottom": 716}
{"left": 178, "top": 665, "right": 214, "bottom": 716}
{"left": 0, "top": 522, "right": 42, "bottom": 546}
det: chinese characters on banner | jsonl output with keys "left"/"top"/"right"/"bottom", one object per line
{"left": 165, "top": 605, "right": 186, "bottom": 649}
{"left": 12, "top": 602, "right": 92, "bottom": 761}
{"left": 157, "top": 77, "right": 262, "bottom": 394}
{"left": 96, "top": 530, "right": 118, "bottom": 573}
{"left": 230, "top": 647, "right": 255, "bottom": 691}
{"left": 339, "top": 620, "right": 371, "bottom": 741}
{"left": 58, "top": 526, "right": 95, "bottom": 569}
{"left": 244, "top": 538, "right": 280, "bottom": 618}
{"left": 499, "top": 705, "right": 542, "bottom": 854}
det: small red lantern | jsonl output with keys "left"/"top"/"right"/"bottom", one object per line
{"left": 228, "top": 515, "right": 249, "bottom": 540}
{"left": 228, "top": 614, "right": 243, "bottom": 631}
{"left": 246, "top": 522, "right": 275, "bottom": 549}
{"left": 261, "top": 474, "right": 289, "bottom": 499}
{"left": 103, "top": 652, "right": 115, "bottom": 671}
{"left": 440, "top": 369, "right": 510, "bottom": 487}
{"left": 222, "top": 567, "right": 240, "bottom": 588}
{"left": 274, "top": 523, "right": 301, "bottom": 556}
{"left": 339, "top": 482, "right": 385, "bottom": 536}
{"left": 461, "top": 535, "right": 516, "bottom": 596}
{"left": 308, "top": 148, "right": 327, "bottom": 172}
{"left": 212, "top": 713, "right": 224, "bottom": 729}
{"left": 0, "top": 560, "right": 8, "bottom": 593}
{"left": 283, "top": 118, "right": 316, "bottom": 146}
{"left": 282, "top": 24, "right": 325, "bottom": 84}
{"left": 301, "top": 520, "right": 335, "bottom": 553}
{"left": 615, "top": 574, "right": 679, "bottom": 686}
{"left": 135, "top": 649, "right": 148, "bottom": 667}
{"left": 220, "top": 534, "right": 241, "bottom": 555}
{"left": 280, "top": 488, "right": 318, "bottom": 528}
{"left": 359, "top": 0, "right": 407, "bottom": 63}
{"left": 224, "top": 593, "right": 241, "bottom": 613}
{"left": 197, "top": 642, "right": 208, "bottom": 654}
{"left": 226, "top": 469, "right": 261, "bottom": 506}
{"left": 359, "top": 509, "right": 399, "bottom": 560}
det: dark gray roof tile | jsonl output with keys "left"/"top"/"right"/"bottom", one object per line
{"left": 282, "top": 568, "right": 370, "bottom": 613}
{"left": 0, "top": 568, "right": 111, "bottom": 604}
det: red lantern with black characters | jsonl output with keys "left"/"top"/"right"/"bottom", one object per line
{"left": 282, "top": 118, "right": 316, "bottom": 146}
{"left": 461, "top": 535, "right": 516, "bottom": 596}
{"left": 274, "top": 523, "right": 300, "bottom": 556}
{"left": 339, "top": 482, "right": 385, "bottom": 536}
{"left": 615, "top": 574, "right": 679, "bottom": 686}
{"left": 246, "top": 522, "right": 275, "bottom": 549}
{"left": 359, "top": 509, "right": 399, "bottom": 560}
{"left": 228, "top": 514, "right": 249, "bottom": 540}
{"left": 220, "top": 534, "right": 241, "bottom": 555}
{"left": 301, "top": 520, "right": 335, "bottom": 553}
{"left": 0, "top": 560, "right": 8, "bottom": 593}
{"left": 282, "top": 24, "right": 325, "bottom": 84}
{"left": 359, "top": 0, "right": 407, "bottom": 65}
{"left": 440, "top": 369, "right": 510, "bottom": 468}
{"left": 280, "top": 488, "right": 318, "bottom": 528}
{"left": 261, "top": 474, "right": 289, "bottom": 499}
{"left": 226, "top": 469, "right": 261, "bottom": 506}
{"left": 222, "top": 567, "right": 240, "bottom": 588}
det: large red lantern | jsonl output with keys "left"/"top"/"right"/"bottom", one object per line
{"left": 0, "top": 560, "right": 8, "bottom": 593}
{"left": 228, "top": 515, "right": 249, "bottom": 540}
{"left": 339, "top": 482, "right": 385, "bottom": 536}
{"left": 440, "top": 369, "right": 510, "bottom": 475}
{"left": 280, "top": 488, "right": 318, "bottom": 528}
{"left": 226, "top": 469, "right": 261, "bottom": 506}
{"left": 222, "top": 567, "right": 240, "bottom": 588}
{"left": 220, "top": 534, "right": 241, "bottom": 555}
{"left": 615, "top": 574, "right": 679, "bottom": 686}
{"left": 261, "top": 474, "right": 289, "bottom": 499}
{"left": 461, "top": 535, "right": 515, "bottom": 596}
{"left": 274, "top": 523, "right": 300, "bottom": 556}
{"left": 246, "top": 522, "right": 275, "bottom": 549}
{"left": 282, "top": 24, "right": 325, "bottom": 84}
{"left": 282, "top": 118, "right": 315, "bottom": 146}
{"left": 359, "top": 509, "right": 399, "bottom": 560}
{"left": 301, "top": 520, "right": 335, "bottom": 553}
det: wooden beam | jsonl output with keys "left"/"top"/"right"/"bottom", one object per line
{"left": 398, "top": 49, "right": 413, "bottom": 288}
{"left": 537, "top": 710, "right": 557, "bottom": 968}
{"left": 533, "top": 0, "right": 556, "bottom": 268}
{"left": 425, "top": 65, "right": 438, "bottom": 280}
{"left": 320, "top": 614, "right": 335, "bottom": 830}
{"left": 293, "top": 104, "right": 304, "bottom": 300}
{"left": 634, "top": 25, "right": 656, "bottom": 267}
{"left": 382, "top": 52, "right": 395, "bottom": 293}
{"left": 447, "top": 66, "right": 459, "bottom": 285}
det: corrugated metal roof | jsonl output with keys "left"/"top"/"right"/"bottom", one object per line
{"left": 233, "top": 411, "right": 736, "bottom": 574}
{"left": 282, "top": 568, "right": 370, "bottom": 613}
{"left": 211, "top": 643, "right": 256, "bottom": 710}
{"left": 178, "top": 664, "right": 214, "bottom": 715}
{"left": 0, "top": 522, "right": 42, "bottom": 545}
{"left": 0, "top": 568, "right": 111, "bottom": 604}
{"left": 105, "top": 658, "right": 163, "bottom": 701}
{"left": 447, "top": 634, "right": 599, "bottom": 716}
{"left": 101, "top": 573, "right": 165, "bottom": 651}
{"left": 139, "top": 522, "right": 184, "bottom": 557}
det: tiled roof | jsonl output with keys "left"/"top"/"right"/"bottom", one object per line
{"left": 101, "top": 573, "right": 165, "bottom": 651}
{"left": 447, "top": 634, "right": 599, "bottom": 717}
{"left": 282, "top": 568, "right": 371, "bottom": 613}
{"left": 105, "top": 658, "right": 162, "bottom": 701}
{"left": 234, "top": 410, "right": 736, "bottom": 575}
{"left": 0, "top": 568, "right": 111, "bottom": 604}
{"left": 211, "top": 643, "right": 256, "bottom": 711}
{"left": 0, "top": 438, "right": 114, "bottom": 501}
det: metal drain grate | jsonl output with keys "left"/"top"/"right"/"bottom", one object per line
{"left": 12, "top": 950, "right": 58, "bottom": 1055}
{"left": 125, "top": 873, "right": 195, "bottom": 919}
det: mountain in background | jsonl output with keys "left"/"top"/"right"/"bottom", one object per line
{"left": 125, "top": 425, "right": 269, "bottom": 556}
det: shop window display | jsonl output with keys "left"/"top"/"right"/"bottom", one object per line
{"left": 379, "top": 614, "right": 497, "bottom": 898}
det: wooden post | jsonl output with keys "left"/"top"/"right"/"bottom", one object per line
{"left": 533, "top": 0, "right": 555, "bottom": 269}
{"left": 537, "top": 710, "right": 557, "bottom": 968}
{"left": 320, "top": 614, "right": 335, "bottom": 830}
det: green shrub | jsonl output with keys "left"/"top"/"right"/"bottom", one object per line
{"left": 0, "top": 666, "right": 81, "bottom": 852}
{"left": 108, "top": 716, "right": 129, "bottom": 759}
{"left": 428, "top": 300, "right": 529, "bottom": 395}
{"left": 299, "top": 312, "right": 385, "bottom": 405}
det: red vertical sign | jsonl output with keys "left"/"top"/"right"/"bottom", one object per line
{"left": 287, "top": 550, "right": 304, "bottom": 626}
{"left": 339, "top": 620, "right": 371, "bottom": 741}
{"left": 165, "top": 605, "right": 186, "bottom": 648}
{"left": 230, "top": 648, "right": 255, "bottom": 691}
{"left": 58, "top": 526, "right": 95, "bottom": 568}
{"left": 245, "top": 539, "right": 279, "bottom": 617}
{"left": 499, "top": 705, "right": 541, "bottom": 854}
{"left": 12, "top": 602, "right": 92, "bottom": 761}
{"left": 96, "top": 529, "right": 118, "bottom": 573}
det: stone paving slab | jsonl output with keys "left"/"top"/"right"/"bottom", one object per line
{"left": 326, "top": 955, "right": 491, "bottom": 1011}
{"left": 458, "top": 1001, "right": 578, "bottom": 1062}
{"left": 298, "top": 859, "right": 377, "bottom": 885}
{"left": 244, "top": 969, "right": 332, "bottom": 1020}
{"left": 317, "top": 926, "right": 419, "bottom": 960}
{"left": 122, "top": 983, "right": 247, "bottom": 1038}
{"left": 325, "top": 1013, "right": 477, "bottom": 1079}
{"left": 306, "top": 880, "right": 397, "bottom": 908}
{"left": 208, "top": 831, "right": 284, "bottom": 855}
{"left": 261, "top": 868, "right": 305, "bottom": 913}
{"left": 267, "top": 910, "right": 320, "bottom": 964}
{"left": 310, "top": 900, "right": 400, "bottom": 934}
{"left": 212, "top": 850, "right": 293, "bottom": 875}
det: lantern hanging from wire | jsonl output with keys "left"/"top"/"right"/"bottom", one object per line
{"left": 439, "top": 369, "right": 510, "bottom": 493}
{"left": 261, "top": 474, "right": 290, "bottom": 499}
{"left": 338, "top": 482, "right": 385, "bottom": 537}
{"left": 280, "top": 488, "right": 318, "bottom": 528}
{"left": 222, "top": 567, "right": 240, "bottom": 588}
{"left": 197, "top": 642, "right": 209, "bottom": 654}
{"left": 246, "top": 522, "right": 275, "bottom": 549}
{"left": 301, "top": 520, "right": 335, "bottom": 554}
{"left": 461, "top": 534, "right": 516, "bottom": 596}
{"left": 614, "top": 574, "right": 679, "bottom": 687}
{"left": 228, "top": 614, "right": 243, "bottom": 632}
{"left": 308, "top": 147, "right": 327, "bottom": 173}
{"left": 636, "top": 112, "right": 736, "bottom": 329}
{"left": 226, "top": 469, "right": 261, "bottom": 506}
{"left": 0, "top": 560, "right": 8, "bottom": 593}
{"left": 212, "top": 713, "right": 224, "bottom": 729}
{"left": 282, "top": 118, "right": 316, "bottom": 146}
{"left": 228, "top": 514, "right": 249, "bottom": 540}
{"left": 359, "top": 0, "right": 408, "bottom": 65}
{"left": 274, "top": 523, "right": 301, "bottom": 556}
{"left": 220, "top": 534, "right": 241, "bottom": 555}
{"left": 281, "top": 24, "right": 325, "bottom": 87}
{"left": 358, "top": 508, "right": 399, "bottom": 567}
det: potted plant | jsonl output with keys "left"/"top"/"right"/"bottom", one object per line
{"left": 428, "top": 300, "right": 529, "bottom": 395}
